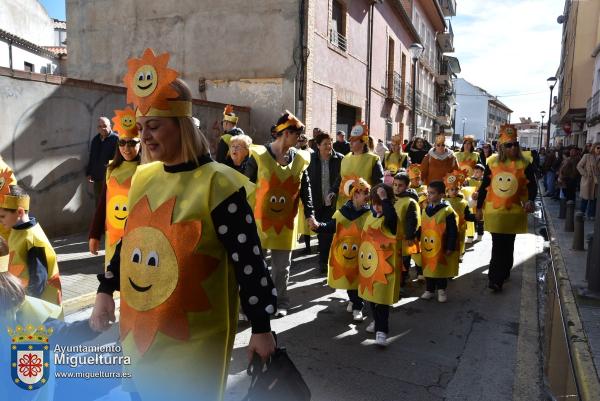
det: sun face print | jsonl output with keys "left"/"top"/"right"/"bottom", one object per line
{"left": 330, "top": 222, "right": 362, "bottom": 283}
{"left": 459, "top": 159, "right": 476, "bottom": 178}
{"left": 123, "top": 48, "right": 179, "bottom": 115}
{"left": 420, "top": 217, "right": 446, "bottom": 271}
{"left": 112, "top": 108, "right": 138, "bottom": 138}
{"left": 255, "top": 174, "right": 300, "bottom": 234}
{"left": 358, "top": 227, "right": 395, "bottom": 296}
{"left": 120, "top": 196, "right": 218, "bottom": 355}
{"left": 488, "top": 161, "right": 527, "bottom": 209}
{"left": 106, "top": 177, "right": 132, "bottom": 246}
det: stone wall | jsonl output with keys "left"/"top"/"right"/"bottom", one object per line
{"left": 0, "top": 67, "right": 250, "bottom": 236}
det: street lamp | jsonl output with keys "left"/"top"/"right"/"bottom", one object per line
{"left": 546, "top": 76, "right": 557, "bottom": 147}
{"left": 461, "top": 117, "right": 467, "bottom": 142}
{"left": 452, "top": 102, "right": 459, "bottom": 148}
{"left": 539, "top": 110, "right": 546, "bottom": 150}
{"left": 409, "top": 43, "right": 424, "bottom": 141}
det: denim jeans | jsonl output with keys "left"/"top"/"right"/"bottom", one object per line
{"left": 545, "top": 171, "right": 556, "bottom": 195}
{"left": 580, "top": 198, "right": 597, "bottom": 218}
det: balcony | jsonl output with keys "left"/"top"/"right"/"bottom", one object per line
{"left": 438, "top": 0, "right": 456, "bottom": 17}
{"left": 405, "top": 81, "right": 413, "bottom": 107}
{"left": 386, "top": 71, "right": 404, "bottom": 103}
{"left": 329, "top": 28, "right": 347, "bottom": 52}
{"left": 437, "top": 19, "right": 455, "bottom": 53}
{"left": 436, "top": 100, "right": 452, "bottom": 126}
{"left": 586, "top": 90, "right": 600, "bottom": 125}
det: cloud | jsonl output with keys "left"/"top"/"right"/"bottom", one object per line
{"left": 452, "top": 0, "right": 565, "bottom": 122}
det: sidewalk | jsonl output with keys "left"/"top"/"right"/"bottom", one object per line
{"left": 542, "top": 195, "right": 600, "bottom": 386}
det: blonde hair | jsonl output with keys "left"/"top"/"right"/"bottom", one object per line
{"left": 141, "top": 78, "right": 210, "bottom": 165}
{"left": 229, "top": 134, "right": 253, "bottom": 149}
{"left": 498, "top": 142, "right": 526, "bottom": 163}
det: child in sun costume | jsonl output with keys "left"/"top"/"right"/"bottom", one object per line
{"left": 244, "top": 110, "right": 314, "bottom": 317}
{"left": 0, "top": 183, "right": 62, "bottom": 306}
{"left": 359, "top": 184, "right": 398, "bottom": 347}
{"left": 335, "top": 122, "right": 384, "bottom": 208}
{"left": 313, "top": 177, "right": 371, "bottom": 320}
{"left": 215, "top": 104, "right": 246, "bottom": 164}
{"left": 419, "top": 180, "right": 459, "bottom": 303}
{"left": 464, "top": 163, "right": 485, "bottom": 242}
{"left": 443, "top": 170, "right": 476, "bottom": 259}
{"left": 383, "top": 134, "right": 410, "bottom": 175}
{"left": 476, "top": 124, "right": 537, "bottom": 291}
{"left": 94, "top": 48, "right": 276, "bottom": 401}
{"left": 407, "top": 164, "right": 427, "bottom": 280}
{"left": 0, "top": 157, "right": 17, "bottom": 244}
{"left": 455, "top": 136, "right": 481, "bottom": 178}
{"left": 88, "top": 108, "right": 141, "bottom": 269}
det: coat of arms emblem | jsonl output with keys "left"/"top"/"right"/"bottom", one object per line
{"left": 8, "top": 324, "right": 53, "bottom": 391}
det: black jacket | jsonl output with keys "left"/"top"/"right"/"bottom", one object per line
{"left": 314, "top": 200, "right": 371, "bottom": 233}
{"left": 333, "top": 140, "right": 350, "bottom": 155}
{"left": 307, "top": 150, "right": 343, "bottom": 211}
{"left": 86, "top": 133, "right": 118, "bottom": 181}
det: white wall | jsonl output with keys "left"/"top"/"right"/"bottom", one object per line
{"left": 455, "top": 78, "right": 488, "bottom": 142}
{"left": 0, "top": 0, "right": 55, "bottom": 45}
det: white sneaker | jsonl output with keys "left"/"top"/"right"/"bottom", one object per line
{"left": 375, "top": 331, "right": 387, "bottom": 347}
{"left": 238, "top": 313, "right": 248, "bottom": 321}
{"left": 417, "top": 274, "right": 425, "bottom": 281}
{"left": 476, "top": 234, "right": 483, "bottom": 242}
{"left": 366, "top": 321, "right": 375, "bottom": 333}
{"left": 275, "top": 308, "right": 288, "bottom": 317}
{"left": 346, "top": 301, "right": 353, "bottom": 313}
{"left": 420, "top": 291, "right": 435, "bottom": 300}
{"left": 352, "top": 310, "right": 364, "bottom": 321}
{"left": 437, "top": 289, "right": 447, "bottom": 303}
{"left": 466, "top": 237, "right": 473, "bottom": 244}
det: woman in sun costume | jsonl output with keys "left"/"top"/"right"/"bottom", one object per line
{"left": 88, "top": 108, "right": 141, "bottom": 269}
{"left": 476, "top": 124, "right": 537, "bottom": 292}
{"left": 89, "top": 48, "right": 276, "bottom": 401}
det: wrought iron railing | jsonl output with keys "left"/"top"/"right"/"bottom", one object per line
{"left": 393, "top": 71, "right": 402, "bottom": 102}
{"left": 586, "top": 90, "right": 600, "bottom": 124}
{"left": 329, "top": 29, "right": 347, "bottom": 52}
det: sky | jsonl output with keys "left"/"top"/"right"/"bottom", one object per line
{"left": 451, "top": 0, "right": 565, "bottom": 123}
{"left": 39, "top": 0, "right": 65, "bottom": 21}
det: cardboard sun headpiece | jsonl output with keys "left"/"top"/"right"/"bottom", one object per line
{"left": 463, "top": 135, "right": 475, "bottom": 144}
{"left": 499, "top": 124, "right": 518, "bottom": 145}
{"left": 275, "top": 110, "right": 305, "bottom": 133}
{"left": 349, "top": 121, "right": 369, "bottom": 143}
{"left": 407, "top": 164, "right": 422, "bottom": 180}
{"left": 123, "top": 48, "right": 191, "bottom": 118}
{"left": 435, "top": 134, "right": 446, "bottom": 145}
{"left": 0, "top": 168, "right": 29, "bottom": 210}
{"left": 223, "top": 104, "right": 239, "bottom": 124}
{"left": 443, "top": 169, "right": 467, "bottom": 189}
{"left": 391, "top": 134, "right": 403, "bottom": 145}
{"left": 343, "top": 177, "right": 371, "bottom": 198}
{"left": 112, "top": 107, "right": 139, "bottom": 139}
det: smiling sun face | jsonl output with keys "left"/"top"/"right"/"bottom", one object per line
{"left": 358, "top": 227, "right": 395, "bottom": 296}
{"left": 330, "top": 222, "right": 362, "bottom": 284}
{"left": 106, "top": 176, "right": 132, "bottom": 246}
{"left": 459, "top": 159, "right": 476, "bottom": 178}
{"left": 420, "top": 218, "right": 446, "bottom": 271}
{"left": 255, "top": 174, "right": 300, "bottom": 234}
{"left": 487, "top": 161, "right": 527, "bottom": 209}
{"left": 120, "top": 196, "right": 218, "bottom": 355}
{"left": 112, "top": 108, "right": 138, "bottom": 138}
{"left": 123, "top": 48, "right": 179, "bottom": 115}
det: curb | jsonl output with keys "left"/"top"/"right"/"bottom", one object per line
{"left": 542, "top": 195, "right": 600, "bottom": 400}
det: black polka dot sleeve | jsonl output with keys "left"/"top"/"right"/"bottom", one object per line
{"left": 211, "top": 188, "right": 276, "bottom": 334}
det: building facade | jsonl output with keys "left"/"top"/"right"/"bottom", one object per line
{"left": 454, "top": 78, "right": 512, "bottom": 144}
{"left": 66, "top": 0, "right": 459, "bottom": 144}
{"left": 555, "top": 0, "right": 600, "bottom": 147}
{"left": 0, "top": 0, "right": 63, "bottom": 74}
{"left": 585, "top": 17, "right": 600, "bottom": 143}
{"left": 514, "top": 117, "right": 543, "bottom": 150}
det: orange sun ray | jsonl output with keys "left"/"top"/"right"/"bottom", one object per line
{"left": 254, "top": 174, "right": 300, "bottom": 234}
{"left": 123, "top": 48, "right": 179, "bottom": 115}
{"left": 119, "top": 196, "right": 219, "bottom": 355}
{"left": 420, "top": 218, "right": 447, "bottom": 271}
{"left": 106, "top": 176, "right": 133, "bottom": 246}
{"left": 486, "top": 161, "right": 528, "bottom": 210}
{"left": 112, "top": 108, "right": 138, "bottom": 138}
{"left": 358, "top": 227, "right": 395, "bottom": 296}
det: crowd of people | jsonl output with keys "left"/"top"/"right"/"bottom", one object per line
{"left": 0, "top": 47, "right": 546, "bottom": 401}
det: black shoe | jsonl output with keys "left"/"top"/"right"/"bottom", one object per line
{"left": 488, "top": 281, "right": 503, "bottom": 292}
{"left": 319, "top": 263, "right": 328, "bottom": 274}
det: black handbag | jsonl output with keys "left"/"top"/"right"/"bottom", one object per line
{"left": 242, "top": 338, "right": 311, "bottom": 401}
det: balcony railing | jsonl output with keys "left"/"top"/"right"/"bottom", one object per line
{"left": 405, "top": 82, "right": 413, "bottom": 107}
{"left": 586, "top": 90, "right": 600, "bottom": 124}
{"left": 438, "top": 0, "right": 456, "bottom": 17}
{"left": 437, "top": 18, "right": 454, "bottom": 53}
{"left": 329, "top": 29, "right": 347, "bottom": 52}
{"left": 393, "top": 71, "right": 403, "bottom": 102}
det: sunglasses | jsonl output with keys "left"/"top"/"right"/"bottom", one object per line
{"left": 436, "top": 144, "right": 445, "bottom": 148}
{"left": 118, "top": 139, "right": 140, "bottom": 147}
{"left": 504, "top": 142, "right": 519, "bottom": 149}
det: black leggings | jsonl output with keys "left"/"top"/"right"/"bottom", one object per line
{"left": 489, "top": 233, "right": 516, "bottom": 285}
{"left": 370, "top": 302, "right": 390, "bottom": 333}
{"left": 425, "top": 277, "right": 448, "bottom": 292}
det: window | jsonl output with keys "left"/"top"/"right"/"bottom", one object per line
{"left": 330, "top": 0, "right": 347, "bottom": 51}
{"left": 24, "top": 62, "right": 34, "bottom": 72}
{"left": 387, "top": 37, "right": 395, "bottom": 96}
{"left": 520, "top": 137, "right": 529, "bottom": 146}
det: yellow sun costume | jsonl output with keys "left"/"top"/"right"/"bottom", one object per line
{"left": 444, "top": 170, "right": 470, "bottom": 255}
{"left": 111, "top": 48, "right": 274, "bottom": 401}
{"left": 358, "top": 214, "right": 399, "bottom": 305}
{"left": 337, "top": 122, "right": 380, "bottom": 208}
{"left": 455, "top": 136, "right": 479, "bottom": 177}
{"left": 252, "top": 143, "right": 310, "bottom": 251}
{"left": 101, "top": 107, "right": 141, "bottom": 268}
{"left": 420, "top": 206, "right": 459, "bottom": 278}
{"left": 220, "top": 104, "right": 239, "bottom": 147}
{"left": 394, "top": 195, "right": 420, "bottom": 257}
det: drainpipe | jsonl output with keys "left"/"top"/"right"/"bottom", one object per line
{"left": 297, "top": 0, "right": 307, "bottom": 119}
{"left": 8, "top": 38, "right": 13, "bottom": 70}
{"left": 366, "top": 1, "right": 375, "bottom": 125}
